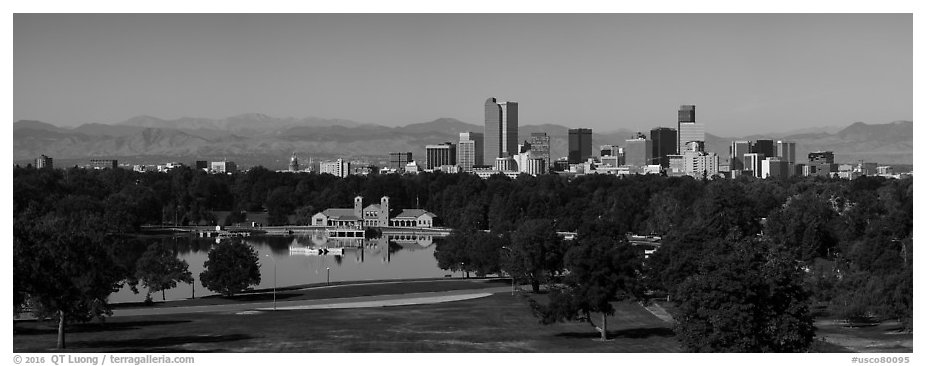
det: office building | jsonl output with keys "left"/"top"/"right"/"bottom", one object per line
{"left": 90, "top": 159, "right": 118, "bottom": 170}
{"left": 568, "top": 128, "right": 593, "bottom": 164}
{"left": 624, "top": 136, "right": 652, "bottom": 167}
{"left": 288, "top": 152, "right": 300, "bottom": 172}
{"left": 743, "top": 153, "right": 764, "bottom": 178}
{"left": 761, "top": 157, "right": 790, "bottom": 179}
{"left": 806, "top": 151, "right": 836, "bottom": 177}
{"left": 600, "top": 144, "right": 618, "bottom": 157}
{"left": 457, "top": 132, "right": 484, "bottom": 171}
{"left": 650, "top": 127, "right": 678, "bottom": 168}
{"left": 776, "top": 141, "right": 796, "bottom": 164}
{"left": 677, "top": 105, "right": 704, "bottom": 152}
{"left": 210, "top": 161, "right": 237, "bottom": 174}
{"left": 388, "top": 152, "right": 413, "bottom": 172}
{"left": 35, "top": 155, "right": 53, "bottom": 169}
{"left": 528, "top": 132, "right": 551, "bottom": 169}
{"left": 729, "top": 140, "right": 752, "bottom": 171}
{"left": 320, "top": 159, "right": 350, "bottom": 177}
{"left": 484, "top": 98, "right": 519, "bottom": 159}
{"left": 494, "top": 157, "right": 517, "bottom": 172}
{"left": 753, "top": 140, "right": 775, "bottom": 159}
{"left": 195, "top": 160, "right": 209, "bottom": 170}
{"left": 426, "top": 142, "right": 456, "bottom": 170}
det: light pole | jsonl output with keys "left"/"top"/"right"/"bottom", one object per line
{"left": 501, "top": 246, "right": 514, "bottom": 295}
{"left": 326, "top": 267, "right": 330, "bottom": 286}
{"left": 264, "top": 254, "right": 277, "bottom": 310}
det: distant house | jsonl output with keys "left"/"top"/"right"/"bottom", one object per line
{"left": 312, "top": 196, "right": 436, "bottom": 228}
{"left": 390, "top": 209, "right": 436, "bottom": 228}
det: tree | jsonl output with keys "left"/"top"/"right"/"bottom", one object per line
{"left": 14, "top": 212, "right": 127, "bottom": 349}
{"left": 671, "top": 238, "right": 815, "bottom": 352}
{"left": 537, "top": 235, "right": 642, "bottom": 340}
{"left": 135, "top": 243, "right": 194, "bottom": 301}
{"left": 507, "top": 219, "right": 565, "bottom": 292}
{"left": 434, "top": 230, "right": 505, "bottom": 277}
{"left": 765, "top": 193, "right": 839, "bottom": 262}
{"left": 199, "top": 240, "right": 262, "bottom": 297}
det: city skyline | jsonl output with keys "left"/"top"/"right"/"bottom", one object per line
{"left": 14, "top": 13, "right": 912, "bottom": 136}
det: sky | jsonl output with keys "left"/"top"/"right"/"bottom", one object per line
{"left": 14, "top": 13, "right": 912, "bottom": 136}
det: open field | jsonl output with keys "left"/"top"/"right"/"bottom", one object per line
{"left": 13, "top": 279, "right": 911, "bottom": 353}
{"left": 14, "top": 292, "right": 681, "bottom": 352}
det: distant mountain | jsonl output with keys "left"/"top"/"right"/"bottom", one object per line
{"left": 12, "top": 117, "right": 913, "bottom": 166}
{"left": 710, "top": 121, "right": 912, "bottom": 165}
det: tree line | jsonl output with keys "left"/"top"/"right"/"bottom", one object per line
{"left": 13, "top": 165, "right": 913, "bottom": 351}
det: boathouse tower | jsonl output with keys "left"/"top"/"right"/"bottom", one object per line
{"left": 354, "top": 196, "right": 363, "bottom": 220}
{"left": 379, "top": 196, "right": 390, "bottom": 227}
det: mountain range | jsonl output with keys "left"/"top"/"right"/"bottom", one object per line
{"left": 13, "top": 114, "right": 913, "bottom": 167}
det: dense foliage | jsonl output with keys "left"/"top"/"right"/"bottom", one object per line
{"left": 13, "top": 165, "right": 913, "bottom": 350}
{"left": 199, "top": 240, "right": 262, "bottom": 297}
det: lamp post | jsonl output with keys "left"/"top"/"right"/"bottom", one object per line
{"left": 264, "top": 254, "right": 277, "bottom": 310}
{"left": 326, "top": 267, "right": 330, "bottom": 286}
{"left": 501, "top": 246, "right": 514, "bottom": 295}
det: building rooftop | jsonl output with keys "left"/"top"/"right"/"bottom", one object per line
{"left": 393, "top": 209, "right": 435, "bottom": 219}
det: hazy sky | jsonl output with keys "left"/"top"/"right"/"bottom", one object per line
{"left": 14, "top": 13, "right": 912, "bottom": 136}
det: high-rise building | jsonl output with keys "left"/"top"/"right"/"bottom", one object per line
{"left": 457, "top": 132, "right": 484, "bottom": 172}
{"left": 388, "top": 152, "right": 413, "bottom": 171}
{"left": 210, "top": 161, "right": 237, "bottom": 174}
{"left": 808, "top": 151, "right": 834, "bottom": 164}
{"left": 568, "top": 128, "right": 593, "bottom": 164}
{"left": 90, "top": 159, "right": 118, "bottom": 170}
{"left": 753, "top": 139, "right": 775, "bottom": 159}
{"left": 528, "top": 132, "right": 551, "bottom": 169}
{"left": 776, "top": 141, "right": 796, "bottom": 164}
{"left": 650, "top": 127, "right": 677, "bottom": 168}
{"left": 599, "top": 144, "right": 618, "bottom": 157}
{"left": 484, "top": 98, "right": 518, "bottom": 159}
{"left": 35, "top": 154, "right": 53, "bottom": 169}
{"left": 743, "top": 153, "right": 764, "bottom": 178}
{"left": 806, "top": 151, "right": 836, "bottom": 177}
{"left": 680, "top": 142, "right": 719, "bottom": 179}
{"left": 288, "top": 152, "right": 300, "bottom": 172}
{"left": 729, "top": 140, "right": 752, "bottom": 171}
{"left": 677, "top": 105, "right": 704, "bottom": 153}
{"left": 762, "top": 157, "right": 790, "bottom": 179}
{"left": 426, "top": 142, "right": 456, "bottom": 170}
{"left": 320, "top": 159, "right": 350, "bottom": 178}
{"left": 195, "top": 160, "right": 209, "bottom": 170}
{"left": 624, "top": 137, "right": 653, "bottom": 167}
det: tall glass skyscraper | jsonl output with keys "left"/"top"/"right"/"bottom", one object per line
{"left": 677, "top": 105, "right": 704, "bottom": 153}
{"left": 568, "top": 128, "right": 593, "bottom": 164}
{"left": 484, "top": 98, "right": 519, "bottom": 159}
{"left": 650, "top": 127, "right": 677, "bottom": 168}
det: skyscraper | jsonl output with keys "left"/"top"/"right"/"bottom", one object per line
{"left": 753, "top": 139, "right": 775, "bottom": 159}
{"left": 528, "top": 132, "right": 551, "bottom": 169}
{"left": 457, "top": 132, "right": 484, "bottom": 172}
{"left": 484, "top": 98, "right": 518, "bottom": 160}
{"left": 776, "top": 141, "right": 796, "bottom": 164}
{"left": 288, "top": 152, "right": 300, "bottom": 172}
{"left": 729, "top": 140, "right": 752, "bottom": 171}
{"left": 568, "top": 128, "right": 593, "bottom": 164}
{"left": 426, "top": 142, "right": 456, "bottom": 170}
{"left": 743, "top": 153, "right": 764, "bottom": 178}
{"left": 35, "top": 154, "right": 53, "bottom": 169}
{"left": 624, "top": 136, "right": 653, "bottom": 167}
{"left": 677, "top": 105, "right": 704, "bottom": 153}
{"left": 650, "top": 127, "right": 677, "bottom": 168}
{"left": 388, "top": 152, "right": 413, "bottom": 171}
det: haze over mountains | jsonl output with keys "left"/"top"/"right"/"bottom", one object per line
{"left": 13, "top": 114, "right": 913, "bottom": 167}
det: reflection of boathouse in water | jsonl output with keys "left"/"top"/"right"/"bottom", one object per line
{"left": 287, "top": 232, "right": 443, "bottom": 263}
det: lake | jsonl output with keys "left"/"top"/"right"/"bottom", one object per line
{"left": 110, "top": 232, "right": 452, "bottom": 303}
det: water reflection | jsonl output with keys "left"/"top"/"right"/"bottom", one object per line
{"left": 108, "top": 233, "right": 449, "bottom": 304}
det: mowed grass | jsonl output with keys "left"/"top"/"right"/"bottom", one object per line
{"left": 14, "top": 293, "right": 681, "bottom": 353}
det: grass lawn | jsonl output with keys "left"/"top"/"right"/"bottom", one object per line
{"left": 110, "top": 278, "right": 509, "bottom": 309}
{"left": 14, "top": 292, "right": 681, "bottom": 353}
